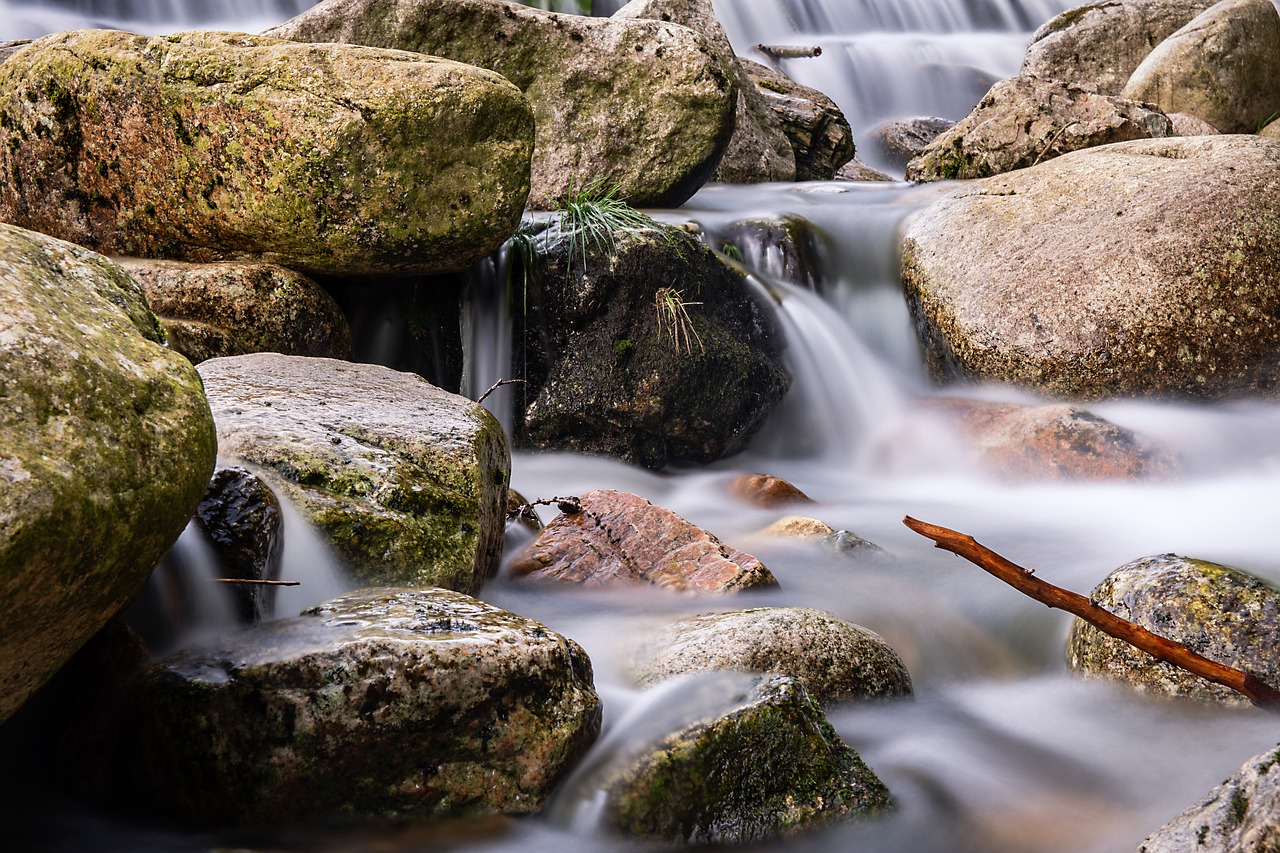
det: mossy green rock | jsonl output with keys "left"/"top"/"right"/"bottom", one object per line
{"left": 0, "top": 223, "right": 216, "bottom": 724}
{"left": 587, "top": 674, "right": 890, "bottom": 842}
{"left": 197, "top": 354, "right": 509, "bottom": 595}
{"left": 902, "top": 135, "right": 1280, "bottom": 400}
{"left": 1122, "top": 0, "right": 1280, "bottom": 134}
{"left": 0, "top": 30, "right": 533, "bottom": 275}
{"left": 265, "top": 0, "right": 735, "bottom": 209}
{"left": 1067, "top": 554, "right": 1280, "bottom": 706}
{"left": 119, "top": 587, "right": 601, "bottom": 824}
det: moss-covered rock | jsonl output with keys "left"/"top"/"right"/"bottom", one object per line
{"left": 266, "top": 0, "right": 734, "bottom": 210}
{"left": 198, "top": 354, "right": 509, "bottom": 594}
{"left": 0, "top": 30, "right": 533, "bottom": 275}
{"left": 740, "top": 58, "right": 856, "bottom": 180}
{"left": 1067, "top": 554, "right": 1280, "bottom": 706}
{"left": 97, "top": 587, "right": 601, "bottom": 825}
{"left": 118, "top": 259, "right": 352, "bottom": 364}
{"left": 902, "top": 135, "right": 1280, "bottom": 400}
{"left": 1121, "top": 0, "right": 1280, "bottom": 134}
{"left": 0, "top": 222, "right": 216, "bottom": 724}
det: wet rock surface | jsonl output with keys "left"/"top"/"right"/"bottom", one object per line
{"left": 195, "top": 465, "right": 284, "bottom": 621}
{"left": 757, "top": 516, "right": 886, "bottom": 557}
{"left": 867, "top": 116, "right": 955, "bottom": 172}
{"left": 739, "top": 58, "right": 856, "bottom": 180}
{"left": 727, "top": 472, "right": 815, "bottom": 508}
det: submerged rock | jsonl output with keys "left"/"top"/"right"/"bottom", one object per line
{"left": 195, "top": 466, "right": 284, "bottom": 622}
{"left": 199, "top": 354, "right": 509, "bottom": 595}
{"left": 266, "top": 0, "right": 735, "bottom": 209}
{"left": 727, "top": 472, "right": 815, "bottom": 508}
{"left": 756, "top": 516, "right": 886, "bottom": 557}
{"left": 0, "top": 223, "right": 216, "bottom": 724}
{"left": 508, "top": 489, "right": 778, "bottom": 593}
{"left": 118, "top": 259, "right": 352, "bottom": 364}
{"left": 1067, "top": 554, "right": 1280, "bottom": 706}
{"left": 902, "top": 135, "right": 1280, "bottom": 400}
{"left": 628, "top": 608, "right": 912, "bottom": 703}
{"left": 1121, "top": 0, "right": 1280, "bottom": 134}
{"left": 739, "top": 58, "right": 856, "bottom": 180}
{"left": 103, "top": 588, "right": 601, "bottom": 824}
{"left": 906, "top": 75, "right": 1172, "bottom": 181}
{"left": 715, "top": 214, "right": 828, "bottom": 291}
{"left": 867, "top": 116, "right": 955, "bottom": 172}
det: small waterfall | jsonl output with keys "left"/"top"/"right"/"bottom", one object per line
{"left": 268, "top": 496, "right": 353, "bottom": 618}
{"left": 1, "top": 0, "right": 318, "bottom": 37}
{"left": 461, "top": 250, "right": 516, "bottom": 439}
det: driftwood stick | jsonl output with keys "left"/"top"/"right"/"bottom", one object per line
{"left": 756, "top": 44, "right": 823, "bottom": 59}
{"left": 477, "top": 378, "right": 527, "bottom": 405}
{"left": 214, "top": 578, "right": 300, "bottom": 587}
{"left": 902, "top": 515, "right": 1280, "bottom": 711}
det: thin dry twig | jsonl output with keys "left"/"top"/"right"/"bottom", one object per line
{"left": 214, "top": 578, "right": 300, "bottom": 587}
{"left": 477, "top": 378, "right": 528, "bottom": 405}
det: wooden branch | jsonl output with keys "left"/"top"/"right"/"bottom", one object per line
{"left": 903, "top": 515, "right": 1280, "bottom": 712}
{"left": 214, "top": 578, "right": 300, "bottom": 587}
{"left": 477, "top": 378, "right": 527, "bottom": 405}
{"left": 756, "top": 44, "right": 823, "bottom": 59}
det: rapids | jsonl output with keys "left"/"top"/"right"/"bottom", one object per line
{"left": 6, "top": 2, "right": 1280, "bottom": 853}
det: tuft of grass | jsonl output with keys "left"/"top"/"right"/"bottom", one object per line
{"left": 654, "top": 286, "right": 704, "bottom": 355}
{"left": 557, "top": 176, "right": 658, "bottom": 279}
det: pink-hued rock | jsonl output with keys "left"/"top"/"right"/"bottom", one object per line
{"left": 727, "top": 473, "right": 815, "bottom": 508}
{"left": 509, "top": 489, "right": 777, "bottom": 593}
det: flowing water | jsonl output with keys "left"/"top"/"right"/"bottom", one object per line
{"left": 8, "top": 1, "right": 1280, "bottom": 852}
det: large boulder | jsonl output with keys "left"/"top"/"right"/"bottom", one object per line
{"left": 739, "top": 59, "right": 856, "bottom": 181}
{"left": 82, "top": 587, "right": 601, "bottom": 824}
{"left": 198, "top": 354, "right": 509, "bottom": 595}
{"left": 1121, "top": 0, "right": 1280, "bottom": 134}
{"left": 1067, "top": 554, "right": 1280, "bottom": 706}
{"left": 0, "top": 223, "right": 216, "bottom": 724}
{"left": 265, "top": 0, "right": 735, "bottom": 209}
{"left": 902, "top": 135, "right": 1280, "bottom": 400}
{"left": 1021, "top": 0, "right": 1218, "bottom": 95}
{"left": 0, "top": 30, "right": 533, "bottom": 275}
{"left": 118, "top": 259, "right": 352, "bottom": 364}
{"left": 906, "top": 75, "right": 1172, "bottom": 182}
{"left": 513, "top": 219, "right": 790, "bottom": 467}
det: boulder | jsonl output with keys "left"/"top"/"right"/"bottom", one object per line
{"left": 513, "top": 218, "right": 790, "bottom": 468}
{"left": 1067, "top": 554, "right": 1280, "bottom": 706}
{"left": 902, "top": 135, "right": 1280, "bottom": 400}
{"left": 866, "top": 117, "right": 955, "bottom": 172}
{"left": 1168, "top": 112, "right": 1220, "bottom": 136}
{"left": 118, "top": 259, "right": 352, "bottom": 364}
{"left": 89, "top": 587, "right": 601, "bottom": 824}
{"left": 835, "top": 158, "right": 897, "bottom": 182}
{"left": 1021, "top": 0, "right": 1218, "bottom": 95}
{"left": 727, "top": 472, "right": 814, "bottom": 508}
{"left": 739, "top": 59, "right": 856, "bottom": 180}
{"left": 0, "top": 30, "right": 533, "bottom": 275}
{"left": 194, "top": 466, "right": 284, "bottom": 621}
{"left": 1262, "top": 118, "right": 1280, "bottom": 139}
{"left": 714, "top": 214, "right": 828, "bottom": 291}
{"left": 614, "top": 0, "right": 796, "bottom": 184}
{"left": 508, "top": 489, "right": 778, "bottom": 593}
{"left": 265, "top": 0, "right": 735, "bottom": 209}
{"left": 756, "top": 516, "right": 886, "bottom": 557}
{"left": 1122, "top": 0, "right": 1280, "bottom": 134}
{"left": 198, "top": 354, "right": 509, "bottom": 595}
{"left": 628, "top": 608, "right": 912, "bottom": 702}
{"left": 906, "top": 75, "right": 1172, "bottom": 182}
{"left": 0, "top": 223, "right": 216, "bottom": 724}
{"left": 1138, "top": 744, "right": 1280, "bottom": 853}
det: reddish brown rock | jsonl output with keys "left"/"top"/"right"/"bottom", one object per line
{"left": 508, "top": 489, "right": 777, "bottom": 593}
{"left": 727, "top": 473, "right": 815, "bottom": 508}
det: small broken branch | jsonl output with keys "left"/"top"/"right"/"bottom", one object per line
{"left": 214, "top": 578, "right": 300, "bottom": 587}
{"left": 507, "top": 495, "right": 582, "bottom": 520}
{"left": 756, "top": 44, "right": 823, "bottom": 59}
{"left": 903, "top": 515, "right": 1280, "bottom": 712}
{"left": 477, "top": 378, "right": 527, "bottom": 405}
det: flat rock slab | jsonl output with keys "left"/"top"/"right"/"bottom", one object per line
{"left": 0, "top": 30, "right": 533, "bottom": 274}
{"left": 199, "top": 354, "right": 509, "bottom": 594}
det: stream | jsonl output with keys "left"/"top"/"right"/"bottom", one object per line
{"left": 6, "top": 1, "right": 1280, "bottom": 852}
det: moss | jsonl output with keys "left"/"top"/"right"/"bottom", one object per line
{"left": 613, "top": 338, "right": 634, "bottom": 358}
{"left": 757, "top": 78, "right": 789, "bottom": 94}
{"left": 1043, "top": 2, "right": 1118, "bottom": 35}
{"left": 1229, "top": 791, "right": 1250, "bottom": 827}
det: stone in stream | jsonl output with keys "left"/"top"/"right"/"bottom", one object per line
{"left": 1067, "top": 554, "right": 1280, "bottom": 706}
{"left": 198, "top": 354, "right": 509, "bottom": 595}
{"left": 0, "top": 30, "right": 533, "bottom": 275}
{"left": 77, "top": 588, "right": 601, "bottom": 824}
{"left": 265, "top": 0, "right": 735, "bottom": 210}
{"left": 1121, "top": 0, "right": 1280, "bottom": 134}
{"left": 194, "top": 465, "right": 284, "bottom": 622}
{"left": 726, "top": 472, "right": 815, "bottom": 508}
{"left": 628, "top": 608, "right": 912, "bottom": 703}
{"left": 737, "top": 58, "right": 857, "bottom": 181}
{"left": 117, "top": 259, "right": 352, "bottom": 364}
{"left": 755, "top": 516, "right": 886, "bottom": 558}
{"left": 902, "top": 135, "right": 1280, "bottom": 400}
{"left": 0, "top": 223, "right": 217, "bottom": 724}
{"left": 867, "top": 116, "right": 956, "bottom": 172}
{"left": 508, "top": 489, "right": 778, "bottom": 593}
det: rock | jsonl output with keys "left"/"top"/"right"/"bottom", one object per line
{"left": 582, "top": 674, "right": 890, "bottom": 842}
{"left": 727, "top": 473, "right": 814, "bottom": 508}
{"left": 715, "top": 216, "right": 828, "bottom": 291}
{"left": 902, "top": 135, "right": 1280, "bottom": 400}
{"left": 739, "top": 59, "right": 856, "bottom": 180}
{"left": 1122, "top": 0, "right": 1280, "bottom": 134}
{"left": 757, "top": 516, "right": 886, "bottom": 557}
{"left": 835, "top": 158, "right": 897, "bottom": 182}
{"left": 867, "top": 117, "right": 956, "bottom": 172}
{"left": 0, "top": 39, "right": 31, "bottom": 62}
{"left": 924, "top": 398, "right": 1174, "bottom": 481}
{"left": 266, "top": 0, "right": 735, "bottom": 210}
{"left": 195, "top": 466, "right": 284, "bottom": 622}
{"left": 198, "top": 354, "right": 509, "bottom": 594}
{"left": 1138, "top": 744, "right": 1280, "bottom": 853}
{"left": 1067, "top": 554, "right": 1280, "bottom": 706}
{"left": 0, "top": 223, "right": 216, "bottom": 724}
{"left": 506, "top": 489, "right": 544, "bottom": 537}
{"left": 1262, "top": 118, "right": 1280, "bottom": 139}
{"left": 117, "top": 259, "right": 352, "bottom": 364}
{"left": 508, "top": 489, "right": 778, "bottom": 593}
{"left": 0, "top": 30, "right": 533, "bottom": 276}
{"left": 906, "top": 75, "right": 1172, "bottom": 182}
{"left": 629, "top": 608, "right": 912, "bottom": 702}
{"left": 1021, "top": 0, "right": 1218, "bottom": 95}
{"left": 92, "top": 587, "right": 601, "bottom": 824}
{"left": 615, "top": 0, "right": 796, "bottom": 184}
{"left": 513, "top": 218, "right": 790, "bottom": 468}
{"left": 1167, "top": 112, "right": 1220, "bottom": 136}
